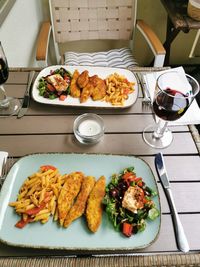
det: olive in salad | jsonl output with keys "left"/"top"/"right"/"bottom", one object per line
{"left": 103, "top": 167, "right": 159, "bottom": 237}
{"left": 38, "top": 68, "right": 72, "bottom": 100}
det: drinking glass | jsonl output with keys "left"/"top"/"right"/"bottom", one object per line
{"left": 0, "top": 42, "right": 20, "bottom": 116}
{"left": 143, "top": 71, "right": 200, "bottom": 148}
{"left": 73, "top": 113, "right": 104, "bottom": 144}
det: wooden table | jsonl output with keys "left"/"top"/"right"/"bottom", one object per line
{"left": 0, "top": 67, "right": 200, "bottom": 267}
{"left": 160, "top": 0, "right": 200, "bottom": 65}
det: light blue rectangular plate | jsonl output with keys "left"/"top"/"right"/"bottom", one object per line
{"left": 0, "top": 153, "right": 161, "bottom": 253}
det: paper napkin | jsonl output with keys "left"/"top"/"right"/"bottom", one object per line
{"left": 0, "top": 151, "right": 8, "bottom": 177}
{"left": 143, "top": 67, "right": 200, "bottom": 126}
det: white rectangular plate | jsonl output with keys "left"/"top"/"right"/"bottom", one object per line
{"left": 32, "top": 66, "right": 138, "bottom": 108}
{"left": 0, "top": 153, "right": 160, "bottom": 253}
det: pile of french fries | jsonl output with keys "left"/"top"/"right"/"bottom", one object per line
{"left": 9, "top": 165, "right": 66, "bottom": 228}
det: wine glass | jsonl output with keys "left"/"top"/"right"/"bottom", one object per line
{"left": 0, "top": 42, "right": 20, "bottom": 116}
{"left": 143, "top": 71, "right": 200, "bottom": 148}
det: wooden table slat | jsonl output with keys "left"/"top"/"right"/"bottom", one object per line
{"left": 0, "top": 115, "right": 189, "bottom": 134}
{"left": 0, "top": 133, "right": 198, "bottom": 157}
{"left": 141, "top": 156, "right": 200, "bottom": 182}
{"left": 158, "top": 183, "right": 200, "bottom": 213}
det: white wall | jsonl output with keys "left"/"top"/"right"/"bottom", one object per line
{"left": 0, "top": 0, "right": 49, "bottom": 67}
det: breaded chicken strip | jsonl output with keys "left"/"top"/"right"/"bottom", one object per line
{"left": 80, "top": 82, "right": 93, "bottom": 103}
{"left": 70, "top": 69, "right": 81, "bottom": 98}
{"left": 77, "top": 70, "right": 89, "bottom": 88}
{"left": 64, "top": 176, "right": 95, "bottom": 228}
{"left": 86, "top": 176, "right": 106, "bottom": 232}
{"left": 57, "top": 172, "right": 84, "bottom": 226}
{"left": 90, "top": 75, "right": 106, "bottom": 101}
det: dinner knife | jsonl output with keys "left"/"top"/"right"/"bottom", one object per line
{"left": 155, "top": 152, "right": 190, "bottom": 253}
{"left": 17, "top": 71, "right": 35, "bottom": 118}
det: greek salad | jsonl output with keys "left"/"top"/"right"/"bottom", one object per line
{"left": 38, "top": 67, "right": 72, "bottom": 100}
{"left": 103, "top": 167, "right": 159, "bottom": 237}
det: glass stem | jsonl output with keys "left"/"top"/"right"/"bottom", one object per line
{"left": 0, "top": 85, "right": 9, "bottom": 108}
{"left": 153, "top": 120, "right": 168, "bottom": 139}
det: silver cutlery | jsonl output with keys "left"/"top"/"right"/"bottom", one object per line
{"left": 155, "top": 152, "right": 190, "bottom": 253}
{"left": 136, "top": 73, "right": 151, "bottom": 109}
{"left": 0, "top": 151, "right": 8, "bottom": 174}
{"left": 0, "top": 156, "right": 14, "bottom": 188}
{"left": 17, "top": 71, "right": 35, "bottom": 118}
{"left": 140, "top": 73, "right": 152, "bottom": 108}
{"left": 0, "top": 157, "right": 7, "bottom": 187}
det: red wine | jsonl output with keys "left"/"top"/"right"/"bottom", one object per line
{"left": 0, "top": 58, "right": 9, "bottom": 85}
{"left": 153, "top": 88, "right": 189, "bottom": 121}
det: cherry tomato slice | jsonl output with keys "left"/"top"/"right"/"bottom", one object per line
{"left": 59, "top": 95, "right": 67, "bottom": 101}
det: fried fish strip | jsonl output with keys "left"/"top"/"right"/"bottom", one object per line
{"left": 77, "top": 70, "right": 89, "bottom": 88}
{"left": 89, "top": 75, "right": 106, "bottom": 101}
{"left": 80, "top": 82, "right": 93, "bottom": 103}
{"left": 86, "top": 176, "right": 106, "bottom": 233}
{"left": 70, "top": 69, "right": 81, "bottom": 98}
{"left": 57, "top": 172, "right": 84, "bottom": 226}
{"left": 64, "top": 176, "right": 95, "bottom": 228}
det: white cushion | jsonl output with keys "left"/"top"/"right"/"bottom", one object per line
{"left": 64, "top": 47, "right": 138, "bottom": 68}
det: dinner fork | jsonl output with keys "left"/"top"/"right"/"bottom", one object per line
{"left": 0, "top": 157, "right": 14, "bottom": 188}
{"left": 140, "top": 74, "right": 152, "bottom": 109}
{"left": 136, "top": 73, "right": 151, "bottom": 110}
